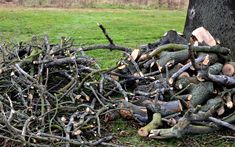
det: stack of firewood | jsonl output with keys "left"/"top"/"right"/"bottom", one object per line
{"left": 0, "top": 25, "right": 235, "bottom": 146}
{"left": 106, "top": 27, "right": 235, "bottom": 139}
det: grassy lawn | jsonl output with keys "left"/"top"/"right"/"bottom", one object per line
{"left": 0, "top": 7, "right": 234, "bottom": 146}
{"left": 0, "top": 7, "right": 185, "bottom": 69}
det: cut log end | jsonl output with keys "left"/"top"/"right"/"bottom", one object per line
{"left": 213, "top": 89, "right": 218, "bottom": 95}
{"left": 226, "top": 101, "right": 233, "bottom": 109}
{"left": 222, "top": 63, "right": 235, "bottom": 76}
{"left": 196, "top": 74, "right": 206, "bottom": 82}
{"left": 191, "top": 27, "right": 217, "bottom": 46}
{"left": 138, "top": 113, "right": 162, "bottom": 137}
{"left": 119, "top": 109, "right": 132, "bottom": 119}
{"left": 178, "top": 84, "right": 183, "bottom": 90}
{"left": 156, "top": 62, "right": 163, "bottom": 72}
{"left": 167, "top": 118, "right": 177, "bottom": 127}
{"left": 190, "top": 66, "right": 195, "bottom": 71}
{"left": 187, "top": 94, "right": 192, "bottom": 101}
{"left": 202, "top": 54, "right": 210, "bottom": 65}
{"left": 138, "top": 128, "right": 149, "bottom": 137}
{"left": 168, "top": 78, "right": 174, "bottom": 85}
{"left": 179, "top": 72, "right": 190, "bottom": 78}
{"left": 139, "top": 54, "right": 148, "bottom": 61}
{"left": 130, "top": 49, "right": 140, "bottom": 61}
{"left": 118, "top": 65, "right": 126, "bottom": 70}
{"left": 178, "top": 100, "right": 183, "bottom": 112}
{"left": 217, "top": 105, "right": 225, "bottom": 116}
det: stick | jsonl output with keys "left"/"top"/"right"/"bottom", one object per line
{"left": 209, "top": 117, "right": 235, "bottom": 131}
{"left": 81, "top": 44, "right": 131, "bottom": 52}
{"left": 98, "top": 23, "right": 114, "bottom": 45}
{"left": 169, "top": 54, "right": 207, "bottom": 84}
{"left": 139, "top": 44, "right": 230, "bottom": 61}
{"left": 138, "top": 113, "right": 162, "bottom": 137}
{"left": 208, "top": 73, "right": 235, "bottom": 87}
{"left": 188, "top": 44, "right": 197, "bottom": 71}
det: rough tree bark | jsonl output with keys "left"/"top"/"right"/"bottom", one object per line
{"left": 184, "top": 0, "right": 235, "bottom": 60}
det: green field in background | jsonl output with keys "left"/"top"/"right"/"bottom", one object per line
{"left": 0, "top": 8, "right": 186, "bottom": 68}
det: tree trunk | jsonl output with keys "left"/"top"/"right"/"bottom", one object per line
{"left": 184, "top": 0, "right": 235, "bottom": 60}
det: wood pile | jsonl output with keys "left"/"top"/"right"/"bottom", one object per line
{"left": 111, "top": 27, "right": 235, "bottom": 139}
{"left": 0, "top": 25, "right": 234, "bottom": 146}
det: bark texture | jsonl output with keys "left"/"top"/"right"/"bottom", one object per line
{"left": 184, "top": 0, "right": 235, "bottom": 60}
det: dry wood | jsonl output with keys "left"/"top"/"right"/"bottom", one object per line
{"left": 158, "top": 50, "right": 189, "bottom": 70}
{"left": 223, "top": 93, "right": 233, "bottom": 109}
{"left": 174, "top": 77, "right": 199, "bottom": 90}
{"left": 139, "top": 43, "right": 189, "bottom": 61}
{"left": 189, "top": 82, "right": 214, "bottom": 107}
{"left": 179, "top": 72, "right": 190, "bottom": 78}
{"left": 222, "top": 62, "right": 235, "bottom": 76}
{"left": 118, "top": 100, "right": 147, "bottom": 119}
{"left": 138, "top": 113, "right": 162, "bottom": 137}
{"left": 139, "top": 44, "right": 230, "bottom": 61}
{"left": 169, "top": 55, "right": 207, "bottom": 85}
{"left": 130, "top": 49, "right": 140, "bottom": 61}
{"left": 217, "top": 105, "right": 225, "bottom": 116}
{"left": 144, "top": 100, "right": 183, "bottom": 116}
{"left": 191, "top": 27, "right": 217, "bottom": 46}
{"left": 149, "top": 104, "right": 219, "bottom": 138}
{"left": 201, "top": 96, "right": 223, "bottom": 112}
{"left": 197, "top": 62, "right": 223, "bottom": 82}
{"left": 0, "top": 25, "right": 234, "bottom": 145}
{"left": 208, "top": 117, "right": 235, "bottom": 131}
{"left": 208, "top": 74, "right": 235, "bottom": 87}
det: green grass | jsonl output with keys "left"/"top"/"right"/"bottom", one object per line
{"left": 0, "top": 7, "right": 234, "bottom": 146}
{"left": 0, "top": 7, "right": 185, "bottom": 68}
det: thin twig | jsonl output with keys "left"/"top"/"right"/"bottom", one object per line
{"left": 98, "top": 23, "right": 114, "bottom": 45}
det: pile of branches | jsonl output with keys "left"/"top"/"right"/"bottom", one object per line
{"left": 108, "top": 28, "right": 235, "bottom": 139}
{"left": 0, "top": 24, "right": 235, "bottom": 146}
{"left": 0, "top": 30, "right": 132, "bottom": 146}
